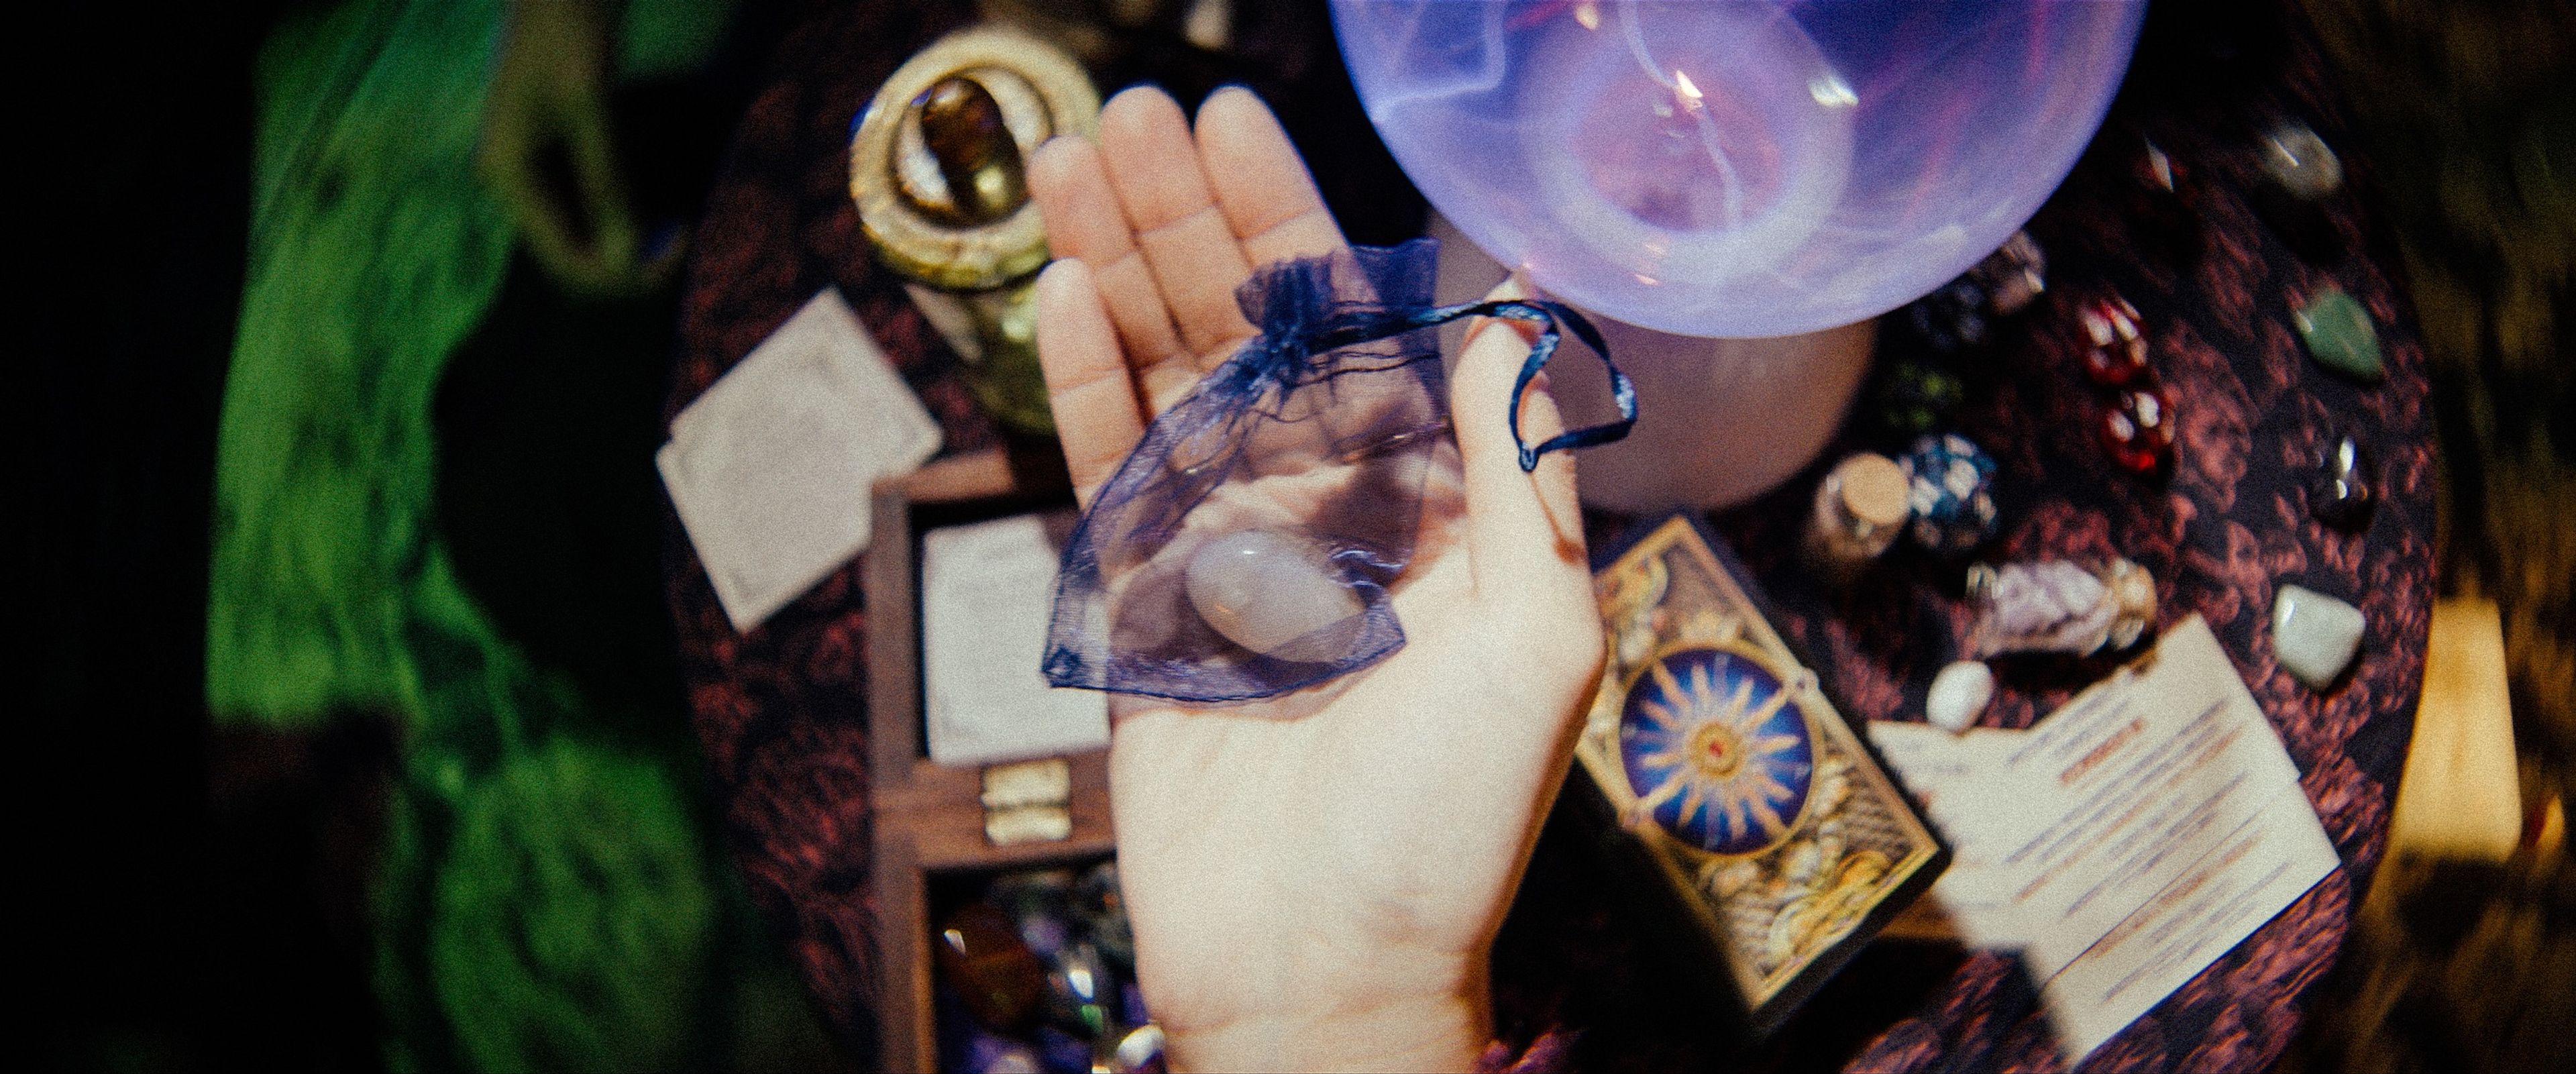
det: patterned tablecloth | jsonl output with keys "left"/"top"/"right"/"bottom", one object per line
{"left": 664, "top": 5, "right": 2431, "bottom": 1070}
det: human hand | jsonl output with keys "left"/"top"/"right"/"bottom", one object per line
{"left": 1028, "top": 85, "right": 1605, "bottom": 1072}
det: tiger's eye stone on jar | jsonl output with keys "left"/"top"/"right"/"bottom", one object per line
{"left": 910, "top": 75, "right": 1028, "bottom": 225}
{"left": 1802, "top": 452, "right": 1911, "bottom": 586}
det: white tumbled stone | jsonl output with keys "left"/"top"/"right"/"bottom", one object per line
{"left": 2272, "top": 583, "right": 2365, "bottom": 690}
{"left": 1926, "top": 660, "right": 1995, "bottom": 734}
{"left": 1185, "top": 531, "right": 1366, "bottom": 663}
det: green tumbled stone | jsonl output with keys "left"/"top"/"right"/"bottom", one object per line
{"left": 2294, "top": 286, "right": 2384, "bottom": 382}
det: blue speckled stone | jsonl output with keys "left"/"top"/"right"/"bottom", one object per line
{"left": 1901, "top": 433, "right": 2000, "bottom": 556}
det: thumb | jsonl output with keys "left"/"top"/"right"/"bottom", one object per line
{"left": 1450, "top": 277, "right": 1591, "bottom": 615}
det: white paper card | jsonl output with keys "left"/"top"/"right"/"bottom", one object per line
{"left": 1867, "top": 616, "right": 2339, "bottom": 1066}
{"left": 658, "top": 288, "right": 940, "bottom": 631}
{"left": 920, "top": 513, "right": 1110, "bottom": 766}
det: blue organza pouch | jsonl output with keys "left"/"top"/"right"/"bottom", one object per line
{"left": 1042, "top": 239, "right": 1633, "bottom": 702}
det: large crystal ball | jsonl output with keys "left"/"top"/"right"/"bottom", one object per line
{"left": 1332, "top": 1, "right": 2146, "bottom": 338}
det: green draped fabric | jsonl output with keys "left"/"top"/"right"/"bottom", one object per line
{"left": 205, "top": 1, "right": 740, "bottom": 1068}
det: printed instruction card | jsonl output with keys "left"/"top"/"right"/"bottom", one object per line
{"left": 1868, "top": 616, "right": 2339, "bottom": 1065}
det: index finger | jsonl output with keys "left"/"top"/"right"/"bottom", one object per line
{"left": 1034, "top": 258, "right": 1148, "bottom": 510}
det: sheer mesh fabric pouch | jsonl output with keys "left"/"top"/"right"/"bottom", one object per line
{"left": 1041, "top": 238, "right": 1633, "bottom": 704}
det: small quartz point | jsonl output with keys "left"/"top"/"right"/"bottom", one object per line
{"left": 1927, "top": 660, "right": 1995, "bottom": 733}
{"left": 1186, "top": 531, "right": 1366, "bottom": 663}
{"left": 2273, "top": 583, "right": 2365, "bottom": 690}
{"left": 1966, "top": 557, "right": 2158, "bottom": 657}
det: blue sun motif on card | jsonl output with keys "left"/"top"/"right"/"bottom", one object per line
{"left": 1619, "top": 646, "right": 1815, "bottom": 856}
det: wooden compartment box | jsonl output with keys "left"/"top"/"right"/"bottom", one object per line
{"left": 861, "top": 451, "right": 1116, "bottom": 1073}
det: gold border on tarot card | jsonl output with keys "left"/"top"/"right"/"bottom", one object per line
{"left": 1576, "top": 515, "right": 1943, "bottom": 1008}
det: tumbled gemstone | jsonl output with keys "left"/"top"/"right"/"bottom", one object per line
{"left": 2308, "top": 433, "right": 2375, "bottom": 529}
{"left": 2294, "top": 286, "right": 2385, "bottom": 381}
{"left": 1077, "top": 861, "right": 1134, "bottom": 973}
{"left": 936, "top": 902, "right": 1046, "bottom": 1030}
{"left": 2078, "top": 294, "right": 2151, "bottom": 388}
{"left": 957, "top": 1028, "right": 1044, "bottom": 1074}
{"left": 1185, "top": 531, "right": 1366, "bottom": 663}
{"left": 2249, "top": 125, "right": 2348, "bottom": 262}
{"left": 2259, "top": 120, "right": 2343, "bottom": 200}
{"left": 1902, "top": 433, "right": 2000, "bottom": 556}
{"left": 2100, "top": 384, "right": 2178, "bottom": 474}
{"left": 909, "top": 75, "right": 1027, "bottom": 225}
{"left": 2130, "top": 136, "right": 2204, "bottom": 264}
{"left": 1966, "top": 558, "right": 2157, "bottom": 657}
{"left": 1108, "top": 1024, "right": 1167, "bottom": 1074}
{"left": 1043, "top": 941, "right": 1115, "bottom": 1038}
{"left": 2272, "top": 583, "right": 2365, "bottom": 690}
{"left": 1872, "top": 357, "right": 1966, "bottom": 436}
{"left": 1927, "top": 661, "right": 1995, "bottom": 733}
{"left": 1904, "top": 278, "right": 1992, "bottom": 356}
{"left": 1968, "top": 231, "right": 2048, "bottom": 316}
{"left": 1119, "top": 977, "right": 1151, "bottom": 1033}
{"left": 987, "top": 869, "right": 1077, "bottom": 959}
{"left": 1035, "top": 1026, "right": 1095, "bottom": 1073}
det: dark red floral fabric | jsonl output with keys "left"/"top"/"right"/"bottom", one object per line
{"left": 667, "top": 6, "right": 2428, "bottom": 1071}
{"left": 662, "top": 1, "right": 985, "bottom": 1052}
{"left": 1693, "top": 27, "right": 2430, "bottom": 1073}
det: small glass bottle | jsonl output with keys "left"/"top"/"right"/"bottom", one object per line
{"left": 1801, "top": 451, "right": 1911, "bottom": 586}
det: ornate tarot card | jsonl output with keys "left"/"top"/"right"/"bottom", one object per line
{"left": 1575, "top": 513, "right": 1946, "bottom": 1032}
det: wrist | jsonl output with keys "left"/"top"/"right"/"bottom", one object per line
{"left": 1164, "top": 984, "right": 1489, "bottom": 1074}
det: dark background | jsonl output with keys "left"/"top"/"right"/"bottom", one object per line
{"left": 30, "top": 2, "right": 805, "bottom": 1066}
{"left": 27, "top": 1, "right": 2573, "bottom": 1071}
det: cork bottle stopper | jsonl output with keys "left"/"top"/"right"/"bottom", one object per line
{"left": 1836, "top": 453, "right": 1911, "bottom": 529}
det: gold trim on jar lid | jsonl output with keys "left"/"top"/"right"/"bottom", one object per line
{"left": 851, "top": 26, "right": 1099, "bottom": 291}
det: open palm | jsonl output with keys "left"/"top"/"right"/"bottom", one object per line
{"left": 1029, "top": 87, "right": 1604, "bottom": 1072}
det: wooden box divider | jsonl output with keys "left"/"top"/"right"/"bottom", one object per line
{"left": 860, "top": 446, "right": 1114, "bottom": 1073}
